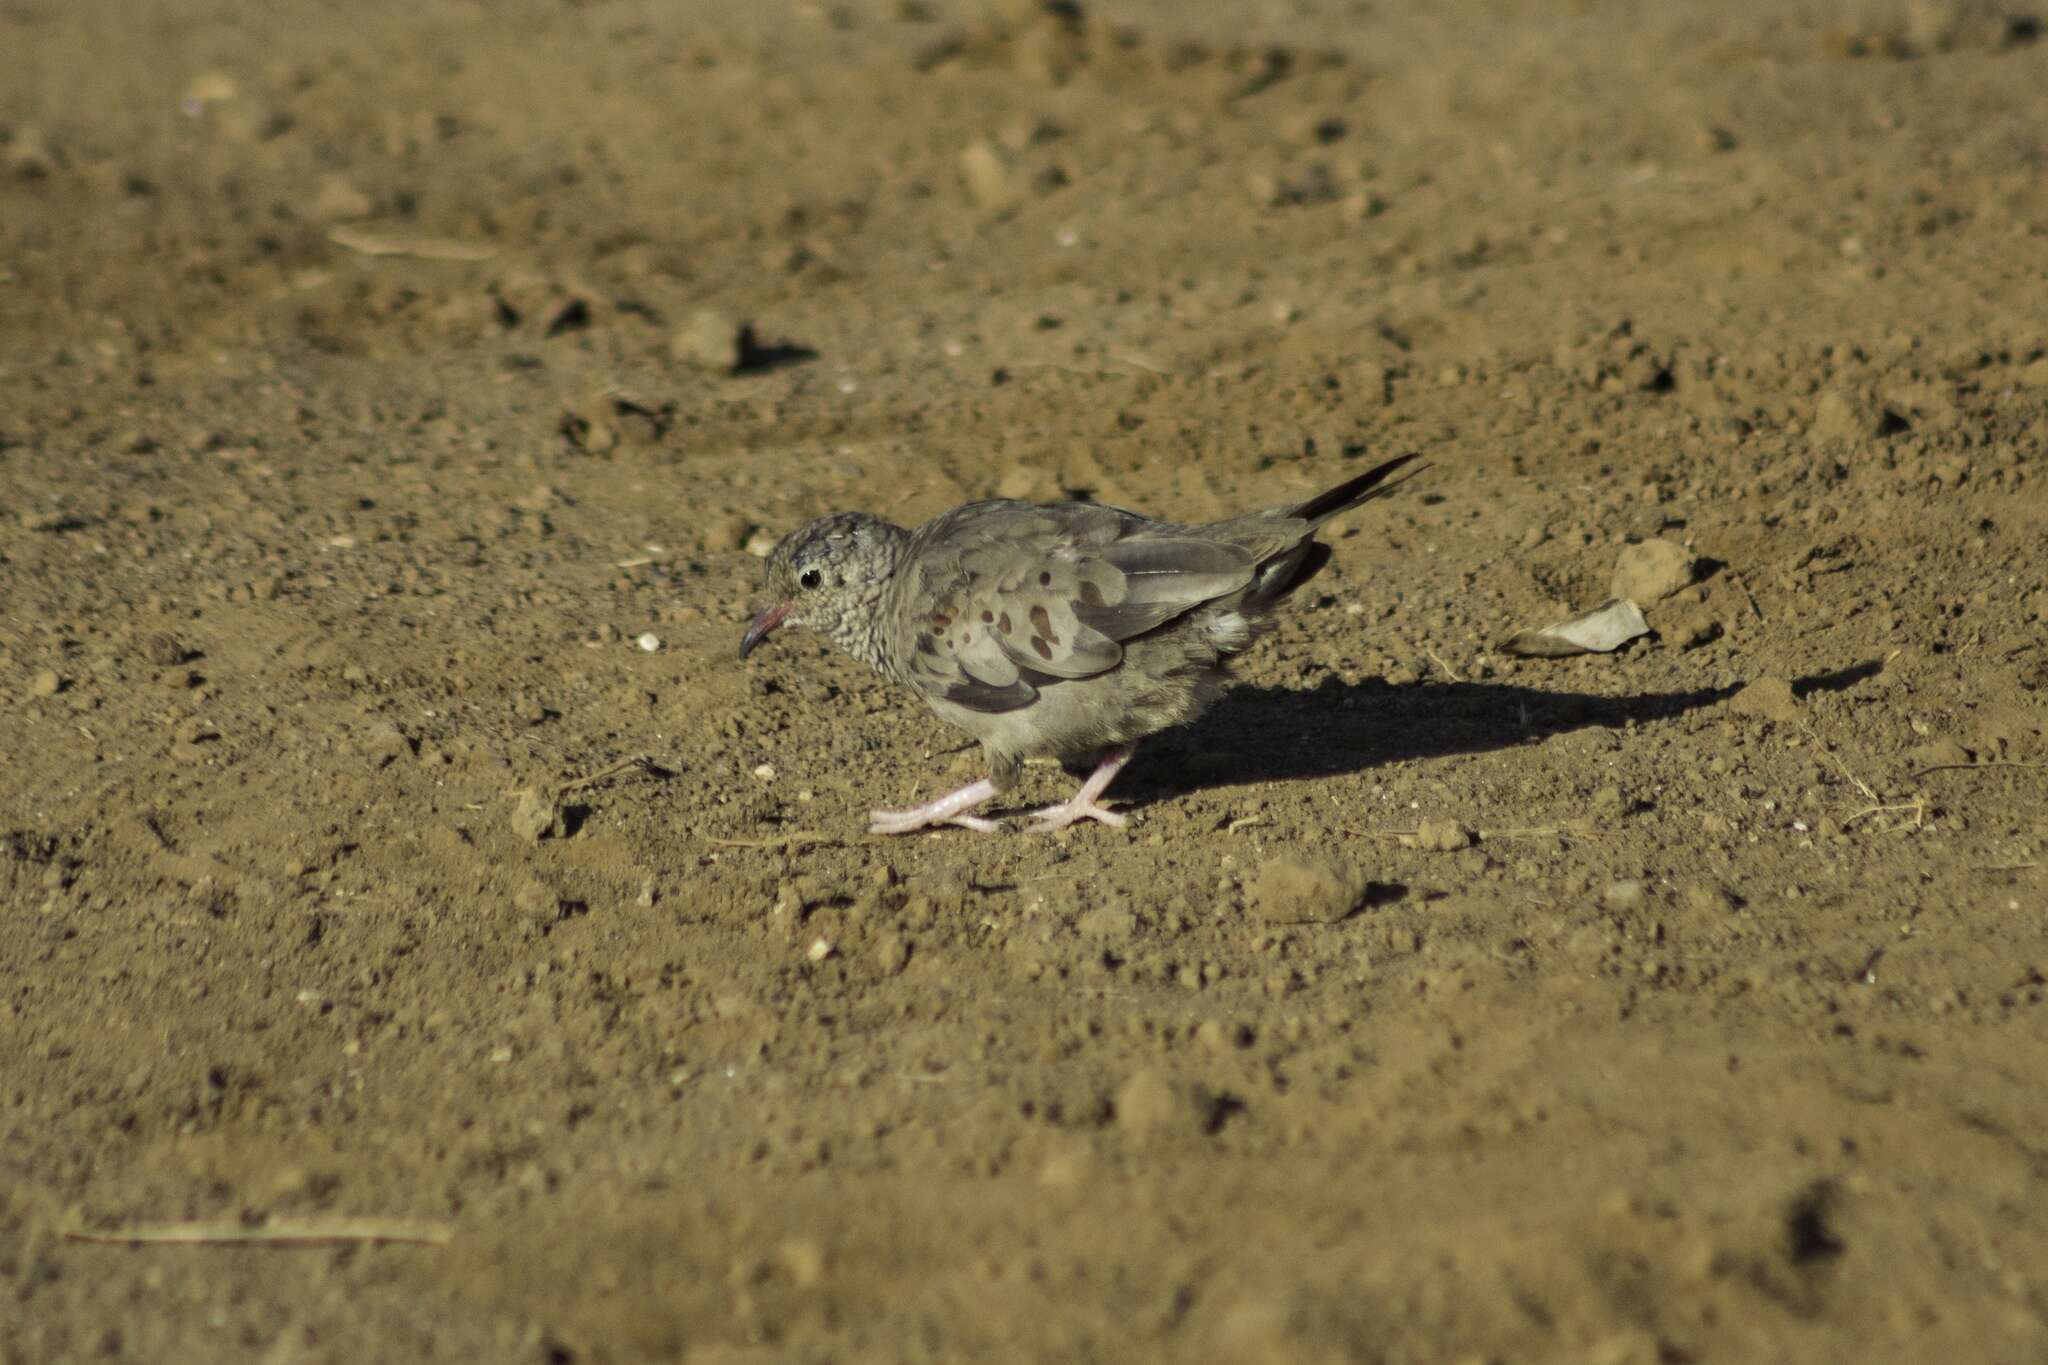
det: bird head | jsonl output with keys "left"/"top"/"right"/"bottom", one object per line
{"left": 739, "top": 512, "right": 907, "bottom": 665}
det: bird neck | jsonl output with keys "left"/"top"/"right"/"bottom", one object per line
{"left": 819, "top": 521, "right": 911, "bottom": 675}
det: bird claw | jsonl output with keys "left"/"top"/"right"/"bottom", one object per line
{"left": 1025, "top": 798, "right": 1129, "bottom": 833}
{"left": 947, "top": 814, "right": 1006, "bottom": 833}
{"left": 865, "top": 778, "right": 1002, "bottom": 836}
{"left": 867, "top": 812, "right": 1003, "bottom": 835}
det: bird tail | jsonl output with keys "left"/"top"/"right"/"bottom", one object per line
{"left": 1291, "top": 453, "right": 1427, "bottom": 526}
{"left": 1239, "top": 453, "right": 1427, "bottom": 606}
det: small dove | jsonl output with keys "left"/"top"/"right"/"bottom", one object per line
{"left": 740, "top": 454, "right": 1425, "bottom": 834}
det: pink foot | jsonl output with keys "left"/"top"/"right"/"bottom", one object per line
{"left": 1026, "top": 744, "right": 1136, "bottom": 834}
{"left": 1026, "top": 794, "right": 1129, "bottom": 832}
{"left": 868, "top": 778, "right": 1002, "bottom": 835}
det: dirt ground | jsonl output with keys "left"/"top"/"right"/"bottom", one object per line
{"left": 4, "top": 0, "right": 2047, "bottom": 1360}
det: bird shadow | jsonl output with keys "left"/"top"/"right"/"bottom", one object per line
{"left": 1112, "top": 673, "right": 1744, "bottom": 806}
{"left": 733, "top": 325, "right": 819, "bottom": 375}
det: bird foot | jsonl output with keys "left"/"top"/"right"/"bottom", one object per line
{"left": 868, "top": 810, "right": 1003, "bottom": 835}
{"left": 866, "top": 778, "right": 1001, "bottom": 835}
{"left": 1025, "top": 796, "right": 1129, "bottom": 833}
{"left": 1022, "top": 743, "right": 1139, "bottom": 833}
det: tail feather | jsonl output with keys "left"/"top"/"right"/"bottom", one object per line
{"left": 1292, "top": 453, "right": 1427, "bottom": 526}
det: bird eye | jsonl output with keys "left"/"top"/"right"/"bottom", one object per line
{"left": 798, "top": 568, "right": 823, "bottom": 590}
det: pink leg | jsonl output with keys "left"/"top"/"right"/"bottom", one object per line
{"left": 868, "top": 778, "right": 1003, "bottom": 835}
{"left": 1026, "top": 745, "right": 1136, "bottom": 833}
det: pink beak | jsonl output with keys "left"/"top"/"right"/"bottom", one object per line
{"left": 738, "top": 602, "right": 790, "bottom": 659}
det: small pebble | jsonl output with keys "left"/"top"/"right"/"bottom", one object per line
{"left": 1412, "top": 818, "right": 1472, "bottom": 852}
{"left": 1114, "top": 1069, "right": 1185, "bottom": 1136}
{"left": 778, "top": 1239, "right": 826, "bottom": 1289}
{"left": 510, "top": 787, "right": 566, "bottom": 842}
{"left": 363, "top": 720, "right": 414, "bottom": 768}
{"left": 1611, "top": 537, "right": 1696, "bottom": 603}
{"left": 752, "top": 763, "right": 776, "bottom": 781}
{"left": 28, "top": 669, "right": 63, "bottom": 698}
{"left": 705, "top": 513, "right": 753, "bottom": 553}
{"left": 636, "top": 631, "right": 662, "bottom": 652}
{"left": 672, "top": 308, "right": 744, "bottom": 372}
{"left": 1590, "top": 785, "right": 1629, "bottom": 819}
{"left": 806, "top": 937, "right": 834, "bottom": 963}
{"left": 1078, "top": 903, "right": 1138, "bottom": 939}
{"left": 959, "top": 139, "right": 1026, "bottom": 209}
{"left": 1812, "top": 389, "right": 1879, "bottom": 443}
{"left": 514, "top": 880, "right": 562, "bottom": 920}
{"left": 137, "top": 632, "right": 193, "bottom": 667}
{"left": 873, "top": 933, "right": 912, "bottom": 975}
{"left": 1604, "top": 880, "right": 1647, "bottom": 911}
{"left": 1195, "top": 1019, "right": 1248, "bottom": 1052}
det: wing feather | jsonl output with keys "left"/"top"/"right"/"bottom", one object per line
{"left": 886, "top": 501, "right": 1258, "bottom": 712}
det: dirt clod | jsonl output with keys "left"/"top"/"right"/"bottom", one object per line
{"left": 1413, "top": 818, "right": 1473, "bottom": 852}
{"left": 672, "top": 309, "right": 745, "bottom": 372}
{"left": 1682, "top": 883, "right": 1739, "bottom": 914}
{"left": 510, "top": 787, "right": 566, "bottom": 842}
{"left": 1731, "top": 676, "right": 1802, "bottom": 724}
{"left": 1611, "top": 537, "right": 1696, "bottom": 603}
{"left": 1078, "top": 902, "right": 1138, "bottom": 939}
{"left": 1249, "top": 854, "right": 1371, "bottom": 922}
{"left": 1114, "top": 1069, "right": 1189, "bottom": 1136}
{"left": 136, "top": 632, "right": 195, "bottom": 667}
{"left": 363, "top": 721, "right": 415, "bottom": 768}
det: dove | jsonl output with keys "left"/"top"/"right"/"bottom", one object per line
{"left": 738, "top": 453, "right": 1424, "bottom": 834}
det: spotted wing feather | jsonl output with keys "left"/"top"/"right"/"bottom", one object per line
{"left": 890, "top": 501, "right": 1256, "bottom": 714}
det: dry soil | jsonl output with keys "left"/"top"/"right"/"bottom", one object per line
{"left": 4, "top": 1, "right": 2048, "bottom": 1361}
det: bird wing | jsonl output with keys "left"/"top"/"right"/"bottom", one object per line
{"left": 890, "top": 500, "right": 1255, "bottom": 714}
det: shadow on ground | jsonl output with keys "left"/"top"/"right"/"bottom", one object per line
{"left": 1115, "top": 675, "right": 1742, "bottom": 803}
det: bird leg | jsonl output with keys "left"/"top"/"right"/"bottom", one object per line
{"left": 867, "top": 778, "right": 1003, "bottom": 835}
{"left": 1026, "top": 744, "right": 1136, "bottom": 832}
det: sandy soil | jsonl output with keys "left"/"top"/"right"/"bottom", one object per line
{"left": 4, "top": 1, "right": 2047, "bottom": 1360}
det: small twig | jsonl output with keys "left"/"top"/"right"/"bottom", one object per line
{"left": 559, "top": 754, "right": 668, "bottom": 792}
{"left": 1225, "top": 815, "right": 1270, "bottom": 833}
{"left": 1910, "top": 761, "right": 2046, "bottom": 779}
{"left": 1801, "top": 722, "right": 1878, "bottom": 802}
{"left": 66, "top": 1218, "right": 452, "bottom": 1248}
{"left": 708, "top": 831, "right": 841, "bottom": 850}
{"left": 1841, "top": 798, "right": 1926, "bottom": 830}
{"left": 327, "top": 225, "right": 497, "bottom": 262}
{"left": 139, "top": 812, "right": 178, "bottom": 853}
{"left": 1728, "top": 568, "right": 1767, "bottom": 624}
{"left": 1105, "top": 351, "right": 1173, "bottom": 376}
{"left": 1425, "top": 649, "right": 1465, "bottom": 682}
{"left": 1346, "top": 825, "right": 1577, "bottom": 842}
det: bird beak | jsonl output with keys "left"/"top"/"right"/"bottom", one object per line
{"left": 738, "top": 602, "right": 790, "bottom": 660}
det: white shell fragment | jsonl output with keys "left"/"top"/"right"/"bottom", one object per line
{"left": 636, "top": 631, "right": 663, "bottom": 652}
{"left": 1498, "top": 598, "right": 1651, "bottom": 658}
